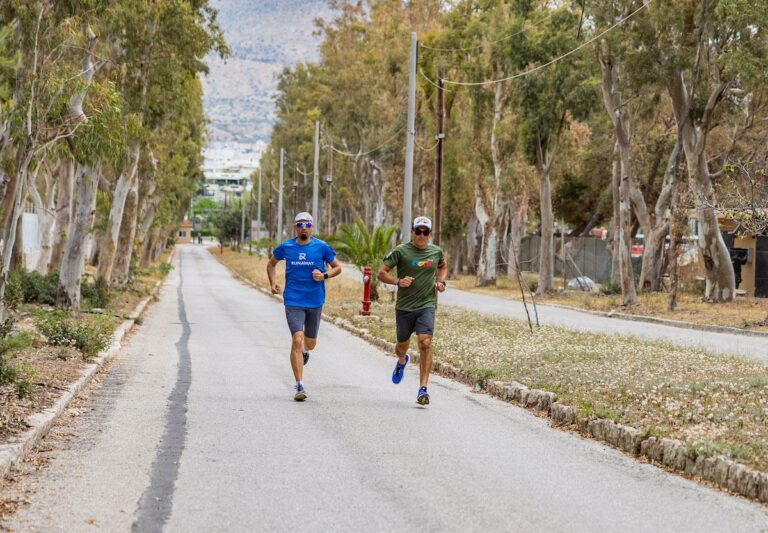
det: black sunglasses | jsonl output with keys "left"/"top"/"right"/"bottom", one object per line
{"left": 414, "top": 228, "right": 431, "bottom": 236}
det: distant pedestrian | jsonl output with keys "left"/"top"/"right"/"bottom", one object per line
{"left": 377, "top": 216, "right": 447, "bottom": 405}
{"left": 267, "top": 212, "right": 341, "bottom": 401}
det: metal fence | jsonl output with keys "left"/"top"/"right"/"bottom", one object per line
{"left": 519, "top": 235, "right": 613, "bottom": 284}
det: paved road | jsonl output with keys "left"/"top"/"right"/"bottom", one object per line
{"left": 343, "top": 265, "right": 768, "bottom": 362}
{"left": 5, "top": 246, "right": 768, "bottom": 532}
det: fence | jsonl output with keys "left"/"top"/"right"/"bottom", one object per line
{"left": 519, "top": 235, "right": 614, "bottom": 284}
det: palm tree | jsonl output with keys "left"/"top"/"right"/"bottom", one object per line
{"left": 327, "top": 221, "right": 396, "bottom": 301}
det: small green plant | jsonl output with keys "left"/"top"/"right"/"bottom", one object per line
{"left": 81, "top": 277, "right": 111, "bottom": 309}
{"left": 35, "top": 310, "right": 114, "bottom": 358}
{"left": 526, "top": 279, "right": 538, "bottom": 293}
{"left": 472, "top": 367, "right": 496, "bottom": 389}
{"left": 19, "top": 269, "right": 59, "bottom": 305}
{"left": 600, "top": 281, "right": 622, "bottom": 295}
{"left": 14, "top": 362, "right": 36, "bottom": 399}
{"left": 159, "top": 262, "right": 173, "bottom": 276}
{"left": 0, "top": 331, "right": 32, "bottom": 354}
{"left": 4, "top": 269, "right": 24, "bottom": 310}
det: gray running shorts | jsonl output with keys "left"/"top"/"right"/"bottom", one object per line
{"left": 285, "top": 306, "right": 323, "bottom": 338}
{"left": 395, "top": 307, "right": 436, "bottom": 343}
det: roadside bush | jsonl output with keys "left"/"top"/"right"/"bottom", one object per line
{"left": 4, "top": 269, "right": 24, "bottom": 310}
{"left": 0, "top": 320, "right": 35, "bottom": 399}
{"left": 600, "top": 281, "right": 622, "bottom": 295}
{"left": 81, "top": 277, "right": 110, "bottom": 308}
{"left": 17, "top": 269, "right": 59, "bottom": 305}
{"left": 159, "top": 262, "right": 173, "bottom": 276}
{"left": 34, "top": 310, "right": 115, "bottom": 358}
{"left": 526, "top": 279, "right": 538, "bottom": 293}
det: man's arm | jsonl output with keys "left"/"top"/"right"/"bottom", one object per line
{"left": 266, "top": 256, "right": 281, "bottom": 294}
{"left": 313, "top": 257, "right": 342, "bottom": 281}
{"left": 378, "top": 264, "right": 413, "bottom": 287}
{"left": 435, "top": 260, "right": 448, "bottom": 292}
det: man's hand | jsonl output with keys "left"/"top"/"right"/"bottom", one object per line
{"left": 312, "top": 269, "right": 324, "bottom": 282}
{"left": 399, "top": 276, "right": 415, "bottom": 288}
{"left": 435, "top": 280, "right": 446, "bottom": 293}
{"left": 271, "top": 284, "right": 282, "bottom": 295}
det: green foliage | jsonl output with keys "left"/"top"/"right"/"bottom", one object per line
{"left": 81, "top": 277, "right": 111, "bottom": 309}
{"left": 600, "top": 282, "right": 622, "bottom": 295}
{"left": 0, "top": 331, "right": 32, "bottom": 354}
{"left": 159, "top": 262, "right": 173, "bottom": 276}
{"left": 4, "top": 269, "right": 24, "bottom": 311}
{"left": 212, "top": 205, "right": 244, "bottom": 245}
{"left": 34, "top": 310, "right": 115, "bottom": 358}
{"left": 327, "top": 221, "right": 397, "bottom": 271}
{"left": 15, "top": 269, "right": 59, "bottom": 306}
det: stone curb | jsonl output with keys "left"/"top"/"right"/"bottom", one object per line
{"left": 221, "top": 260, "right": 768, "bottom": 505}
{"left": 0, "top": 255, "right": 172, "bottom": 481}
{"left": 540, "top": 301, "right": 768, "bottom": 339}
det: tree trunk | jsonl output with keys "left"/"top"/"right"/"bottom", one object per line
{"left": 609, "top": 145, "right": 621, "bottom": 284}
{"left": 618, "top": 154, "right": 638, "bottom": 305}
{"left": 668, "top": 70, "right": 735, "bottom": 301}
{"left": 536, "top": 164, "right": 554, "bottom": 294}
{"left": 474, "top": 195, "right": 498, "bottom": 286}
{"left": 112, "top": 174, "right": 139, "bottom": 285}
{"left": 48, "top": 160, "right": 75, "bottom": 272}
{"left": 506, "top": 190, "right": 528, "bottom": 278}
{"left": 96, "top": 146, "right": 140, "bottom": 286}
{"left": 57, "top": 164, "right": 100, "bottom": 311}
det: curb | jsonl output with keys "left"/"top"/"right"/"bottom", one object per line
{"left": 222, "top": 261, "right": 768, "bottom": 505}
{"left": 0, "top": 256, "right": 172, "bottom": 481}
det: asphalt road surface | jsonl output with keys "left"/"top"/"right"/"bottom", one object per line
{"left": 5, "top": 245, "right": 768, "bottom": 532}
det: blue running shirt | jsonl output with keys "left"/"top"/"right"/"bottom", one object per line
{"left": 272, "top": 237, "right": 337, "bottom": 308}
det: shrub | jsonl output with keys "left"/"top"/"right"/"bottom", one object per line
{"left": 600, "top": 281, "right": 622, "bottom": 295}
{"left": 526, "top": 279, "right": 538, "bottom": 293}
{"left": 81, "top": 277, "right": 110, "bottom": 309}
{"left": 18, "top": 269, "right": 59, "bottom": 305}
{"left": 4, "top": 269, "right": 24, "bottom": 310}
{"left": 34, "top": 310, "right": 114, "bottom": 358}
{"left": 159, "top": 262, "right": 173, "bottom": 276}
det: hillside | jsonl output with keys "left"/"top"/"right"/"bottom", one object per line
{"left": 202, "top": 0, "right": 331, "bottom": 143}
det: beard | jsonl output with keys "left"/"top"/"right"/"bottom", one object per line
{"left": 298, "top": 232, "right": 309, "bottom": 241}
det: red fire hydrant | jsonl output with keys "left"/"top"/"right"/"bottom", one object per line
{"left": 361, "top": 266, "right": 372, "bottom": 316}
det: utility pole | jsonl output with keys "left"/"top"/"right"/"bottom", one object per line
{"left": 248, "top": 187, "right": 254, "bottom": 255}
{"left": 257, "top": 166, "right": 262, "bottom": 237}
{"left": 239, "top": 185, "right": 246, "bottom": 252}
{"left": 277, "top": 148, "right": 284, "bottom": 241}
{"left": 268, "top": 194, "right": 274, "bottom": 255}
{"left": 293, "top": 164, "right": 299, "bottom": 214}
{"left": 326, "top": 140, "right": 333, "bottom": 233}
{"left": 401, "top": 31, "right": 417, "bottom": 242}
{"left": 312, "top": 121, "right": 320, "bottom": 229}
{"left": 434, "top": 67, "right": 445, "bottom": 246}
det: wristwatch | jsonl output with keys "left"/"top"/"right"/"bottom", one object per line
{"left": 438, "top": 280, "right": 447, "bottom": 287}
{"left": 323, "top": 272, "right": 329, "bottom": 280}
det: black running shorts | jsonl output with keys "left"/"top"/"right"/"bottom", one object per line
{"left": 395, "top": 307, "right": 436, "bottom": 343}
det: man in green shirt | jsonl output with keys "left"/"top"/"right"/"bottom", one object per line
{"left": 378, "top": 216, "right": 447, "bottom": 405}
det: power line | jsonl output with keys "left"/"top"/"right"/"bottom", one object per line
{"left": 323, "top": 125, "right": 406, "bottom": 158}
{"left": 418, "top": 14, "right": 550, "bottom": 53}
{"left": 431, "top": 1, "right": 652, "bottom": 87}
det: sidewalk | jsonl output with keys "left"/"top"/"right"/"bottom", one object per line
{"left": 341, "top": 264, "right": 768, "bottom": 362}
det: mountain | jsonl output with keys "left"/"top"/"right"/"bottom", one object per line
{"left": 202, "top": 0, "right": 332, "bottom": 144}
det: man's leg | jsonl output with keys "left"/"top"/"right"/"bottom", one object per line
{"left": 290, "top": 331, "right": 305, "bottom": 381}
{"left": 304, "top": 337, "right": 317, "bottom": 351}
{"left": 395, "top": 339, "right": 410, "bottom": 364}
{"left": 416, "top": 334, "right": 433, "bottom": 387}
{"left": 303, "top": 307, "right": 322, "bottom": 353}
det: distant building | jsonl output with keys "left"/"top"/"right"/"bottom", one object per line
{"left": 177, "top": 219, "right": 193, "bottom": 244}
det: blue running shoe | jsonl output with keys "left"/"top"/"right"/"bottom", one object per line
{"left": 303, "top": 351, "right": 310, "bottom": 365}
{"left": 391, "top": 354, "right": 409, "bottom": 384}
{"left": 416, "top": 386, "right": 430, "bottom": 405}
{"left": 294, "top": 383, "right": 307, "bottom": 401}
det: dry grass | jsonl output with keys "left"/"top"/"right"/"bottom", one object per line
{"left": 217, "top": 247, "right": 768, "bottom": 473}
{"left": 452, "top": 274, "right": 768, "bottom": 332}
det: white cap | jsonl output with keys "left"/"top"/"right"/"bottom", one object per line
{"left": 295, "top": 212, "right": 313, "bottom": 223}
{"left": 412, "top": 216, "right": 432, "bottom": 230}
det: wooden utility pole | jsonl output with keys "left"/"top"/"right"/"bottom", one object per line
{"left": 312, "top": 121, "right": 320, "bottom": 228}
{"left": 277, "top": 148, "right": 284, "bottom": 241}
{"left": 401, "top": 32, "right": 417, "bottom": 241}
{"left": 326, "top": 140, "right": 333, "bottom": 233}
{"left": 292, "top": 164, "right": 299, "bottom": 214}
{"left": 434, "top": 67, "right": 445, "bottom": 246}
{"left": 268, "top": 195, "right": 274, "bottom": 254}
{"left": 248, "top": 187, "right": 254, "bottom": 255}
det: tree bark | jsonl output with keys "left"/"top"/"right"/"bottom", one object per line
{"left": 112, "top": 173, "right": 139, "bottom": 285}
{"left": 506, "top": 190, "right": 529, "bottom": 278}
{"left": 96, "top": 145, "right": 140, "bottom": 286}
{"left": 48, "top": 160, "right": 75, "bottom": 272}
{"left": 667, "top": 70, "right": 735, "bottom": 301}
{"left": 57, "top": 164, "right": 100, "bottom": 311}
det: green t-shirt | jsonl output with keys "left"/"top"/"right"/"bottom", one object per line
{"left": 383, "top": 242, "right": 445, "bottom": 311}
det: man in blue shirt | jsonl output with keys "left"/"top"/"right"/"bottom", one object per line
{"left": 267, "top": 212, "right": 341, "bottom": 401}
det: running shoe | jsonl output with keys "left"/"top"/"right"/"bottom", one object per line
{"left": 303, "top": 351, "right": 310, "bottom": 365}
{"left": 416, "top": 386, "right": 430, "bottom": 405}
{"left": 294, "top": 383, "right": 307, "bottom": 402}
{"left": 391, "top": 354, "right": 409, "bottom": 384}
